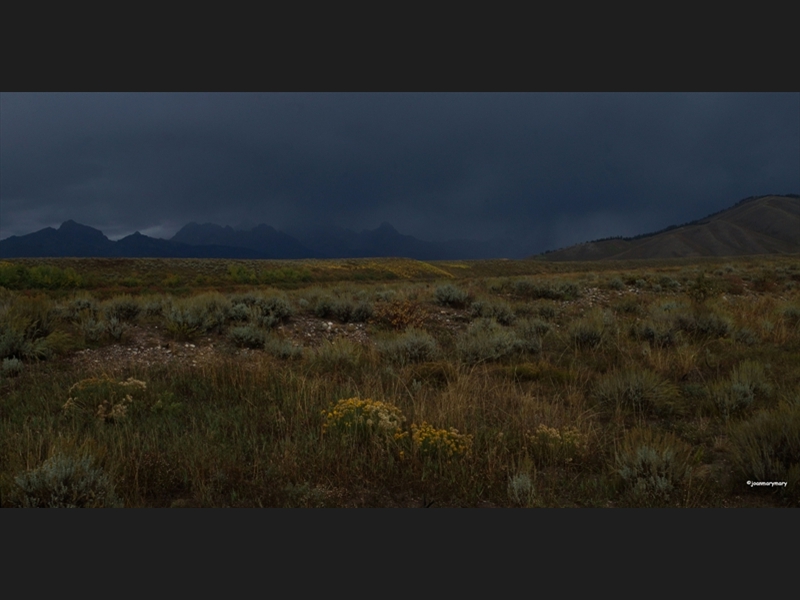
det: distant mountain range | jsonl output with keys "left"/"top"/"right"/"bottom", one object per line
{"left": 537, "top": 194, "right": 800, "bottom": 261}
{"left": 2, "top": 194, "right": 797, "bottom": 260}
{"left": 0, "top": 220, "right": 515, "bottom": 260}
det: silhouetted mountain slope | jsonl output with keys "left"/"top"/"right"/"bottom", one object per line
{"left": 113, "top": 232, "right": 263, "bottom": 258}
{"left": 538, "top": 195, "right": 800, "bottom": 261}
{"left": 0, "top": 223, "right": 264, "bottom": 259}
{"left": 171, "top": 223, "right": 313, "bottom": 258}
{"left": 1, "top": 219, "right": 519, "bottom": 259}
{"left": 0, "top": 220, "right": 115, "bottom": 257}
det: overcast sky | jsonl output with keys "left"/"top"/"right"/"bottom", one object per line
{"left": 1, "top": 92, "right": 798, "bottom": 253}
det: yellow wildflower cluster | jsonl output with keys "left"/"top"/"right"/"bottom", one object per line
{"left": 528, "top": 424, "right": 588, "bottom": 464}
{"left": 321, "top": 397, "right": 406, "bottom": 440}
{"left": 62, "top": 376, "right": 147, "bottom": 423}
{"left": 95, "top": 394, "right": 134, "bottom": 422}
{"left": 411, "top": 422, "right": 472, "bottom": 460}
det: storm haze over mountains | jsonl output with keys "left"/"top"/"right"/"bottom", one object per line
{"left": 2, "top": 194, "right": 798, "bottom": 260}
{"left": 0, "top": 218, "right": 520, "bottom": 259}
{"left": 1, "top": 92, "right": 798, "bottom": 253}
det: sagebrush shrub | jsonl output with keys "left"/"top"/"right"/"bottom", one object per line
{"left": 516, "top": 318, "right": 550, "bottom": 337}
{"left": 457, "top": 319, "right": 525, "bottom": 364}
{"left": 106, "top": 316, "right": 125, "bottom": 342}
{"left": 15, "top": 454, "right": 122, "bottom": 508}
{"left": 470, "top": 300, "right": 516, "bottom": 325}
{"left": 80, "top": 317, "right": 106, "bottom": 343}
{"left": 630, "top": 320, "right": 677, "bottom": 348}
{"left": 710, "top": 360, "right": 772, "bottom": 419}
{"left": 508, "top": 472, "right": 535, "bottom": 506}
{"left": 594, "top": 369, "right": 679, "bottom": 415}
{"left": 165, "top": 293, "right": 230, "bottom": 339}
{"left": 615, "top": 428, "right": 695, "bottom": 505}
{"left": 67, "top": 296, "right": 98, "bottom": 322}
{"left": 228, "top": 325, "right": 266, "bottom": 349}
{"left": 1, "top": 357, "right": 23, "bottom": 377}
{"left": 102, "top": 294, "right": 140, "bottom": 322}
{"left": 314, "top": 296, "right": 372, "bottom": 323}
{"left": 255, "top": 295, "right": 294, "bottom": 322}
{"left": 513, "top": 279, "right": 580, "bottom": 300}
{"left": 140, "top": 296, "right": 166, "bottom": 318}
{"left": 228, "top": 302, "right": 250, "bottom": 322}
{"left": 673, "top": 309, "right": 731, "bottom": 339}
{"left": 263, "top": 335, "right": 303, "bottom": 360}
{"left": 377, "top": 329, "right": 439, "bottom": 365}
{"left": 569, "top": 310, "right": 610, "bottom": 349}
{"left": 434, "top": 284, "right": 470, "bottom": 308}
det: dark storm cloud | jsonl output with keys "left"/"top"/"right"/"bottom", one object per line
{"left": 1, "top": 92, "right": 798, "bottom": 253}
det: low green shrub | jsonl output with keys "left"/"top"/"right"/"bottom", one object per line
{"left": 470, "top": 300, "right": 516, "bottom": 325}
{"left": 434, "top": 284, "right": 470, "bottom": 308}
{"left": 263, "top": 335, "right": 303, "bottom": 360}
{"left": 569, "top": 310, "right": 610, "bottom": 349}
{"left": 0, "top": 262, "right": 83, "bottom": 290}
{"left": 106, "top": 317, "right": 125, "bottom": 342}
{"left": 0, "top": 295, "right": 59, "bottom": 360}
{"left": 513, "top": 279, "right": 581, "bottom": 301}
{"left": 228, "top": 302, "right": 251, "bottom": 322}
{"left": 67, "top": 296, "right": 99, "bottom": 322}
{"left": 658, "top": 276, "right": 680, "bottom": 291}
{"left": 673, "top": 308, "right": 732, "bottom": 339}
{"left": 594, "top": 369, "right": 679, "bottom": 415}
{"left": 254, "top": 295, "right": 294, "bottom": 322}
{"left": 1, "top": 357, "right": 23, "bottom": 377}
{"left": 140, "top": 296, "right": 166, "bottom": 318}
{"left": 102, "top": 294, "right": 140, "bottom": 322}
{"left": 14, "top": 454, "right": 122, "bottom": 508}
{"left": 165, "top": 292, "right": 231, "bottom": 338}
{"left": 710, "top": 360, "right": 773, "bottom": 419}
{"left": 314, "top": 296, "right": 373, "bottom": 323}
{"left": 512, "top": 319, "right": 544, "bottom": 354}
{"left": 377, "top": 329, "right": 439, "bottom": 365}
{"left": 608, "top": 277, "right": 625, "bottom": 291}
{"left": 630, "top": 320, "right": 677, "bottom": 348}
{"left": 456, "top": 318, "right": 527, "bottom": 364}
{"left": 615, "top": 428, "right": 695, "bottom": 506}
{"left": 507, "top": 472, "right": 536, "bottom": 506}
{"left": 80, "top": 317, "right": 106, "bottom": 343}
{"left": 229, "top": 325, "right": 266, "bottom": 349}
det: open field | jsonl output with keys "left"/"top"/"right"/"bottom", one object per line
{"left": 2, "top": 255, "right": 799, "bottom": 507}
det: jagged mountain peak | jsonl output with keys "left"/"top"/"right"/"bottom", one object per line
{"left": 58, "top": 220, "right": 108, "bottom": 239}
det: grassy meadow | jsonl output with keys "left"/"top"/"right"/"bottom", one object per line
{"left": 1, "top": 255, "right": 799, "bottom": 507}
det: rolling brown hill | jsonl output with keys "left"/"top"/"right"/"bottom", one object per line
{"left": 538, "top": 195, "right": 800, "bottom": 261}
